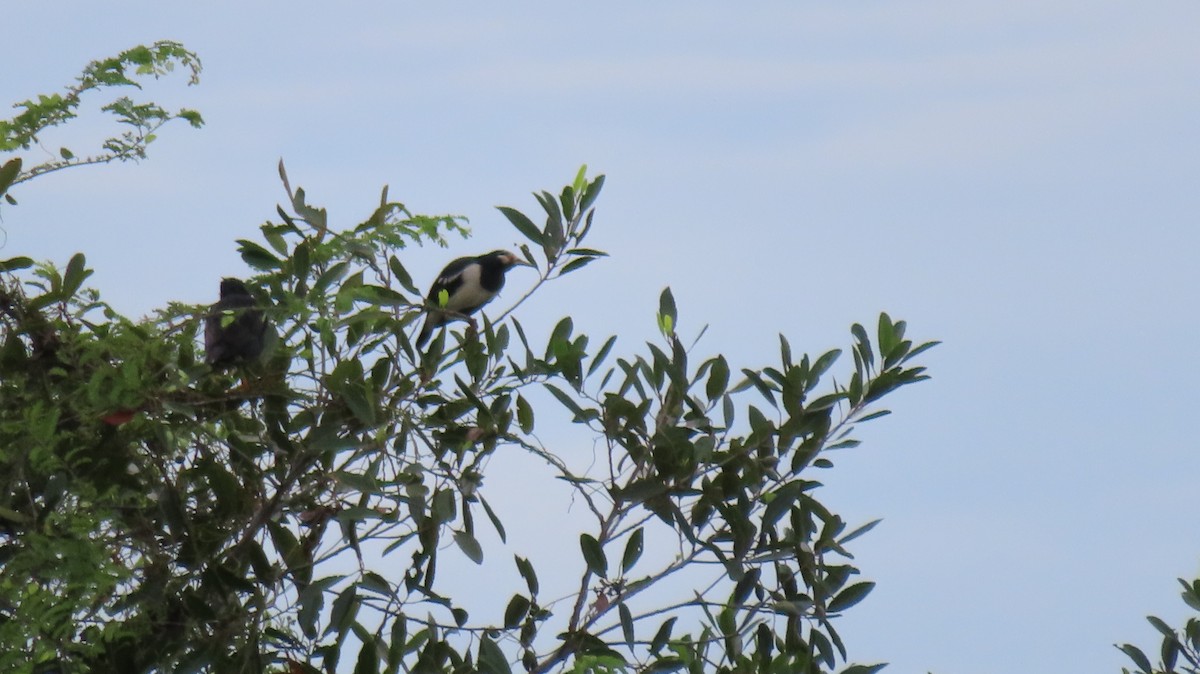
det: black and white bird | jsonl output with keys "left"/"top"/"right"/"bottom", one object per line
{"left": 205, "top": 278, "right": 268, "bottom": 367}
{"left": 416, "top": 250, "right": 528, "bottom": 347}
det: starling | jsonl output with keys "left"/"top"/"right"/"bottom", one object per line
{"left": 205, "top": 278, "right": 268, "bottom": 367}
{"left": 416, "top": 250, "right": 528, "bottom": 347}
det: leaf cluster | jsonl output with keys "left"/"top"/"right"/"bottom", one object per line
{"left": 0, "top": 44, "right": 942, "bottom": 674}
{"left": 0, "top": 40, "right": 203, "bottom": 206}
{"left": 1119, "top": 578, "right": 1200, "bottom": 674}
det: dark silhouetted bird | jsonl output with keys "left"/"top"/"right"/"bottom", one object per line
{"left": 416, "top": 250, "right": 528, "bottom": 347}
{"left": 205, "top": 278, "right": 268, "bottom": 367}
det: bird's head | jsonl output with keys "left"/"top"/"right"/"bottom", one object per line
{"left": 219, "top": 278, "right": 251, "bottom": 298}
{"left": 487, "top": 250, "right": 532, "bottom": 269}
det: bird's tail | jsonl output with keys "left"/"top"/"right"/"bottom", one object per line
{"left": 416, "top": 313, "right": 439, "bottom": 348}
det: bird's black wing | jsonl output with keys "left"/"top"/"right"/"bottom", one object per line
{"left": 426, "top": 256, "right": 474, "bottom": 303}
{"left": 206, "top": 295, "right": 266, "bottom": 366}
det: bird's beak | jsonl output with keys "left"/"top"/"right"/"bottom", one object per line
{"left": 506, "top": 254, "right": 534, "bottom": 268}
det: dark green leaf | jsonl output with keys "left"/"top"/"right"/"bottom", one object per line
{"left": 515, "top": 555, "right": 539, "bottom": 595}
{"left": 0, "top": 158, "right": 21, "bottom": 196}
{"left": 763, "top": 482, "right": 801, "bottom": 530}
{"left": 828, "top": 581, "right": 875, "bottom": 613}
{"left": 61, "top": 253, "right": 90, "bottom": 298}
{"left": 516, "top": 394, "right": 534, "bottom": 433}
{"left": 645, "top": 658, "right": 686, "bottom": 673}
{"left": 237, "top": 239, "right": 282, "bottom": 271}
{"left": 479, "top": 493, "right": 507, "bottom": 543}
{"left": 580, "top": 174, "right": 605, "bottom": 214}
{"left": 453, "top": 531, "right": 483, "bottom": 564}
{"left": 737, "top": 369, "right": 778, "bottom": 408}
{"left": 504, "top": 594, "right": 531, "bottom": 629}
{"left": 650, "top": 617, "right": 677, "bottom": 654}
{"left": 478, "top": 634, "right": 512, "bottom": 674}
{"left": 1117, "top": 643, "right": 1153, "bottom": 673}
{"left": 587, "top": 335, "right": 617, "bottom": 378}
{"left": 498, "top": 206, "right": 544, "bottom": 245}
{"left": 706, "top": 356, "right": 730, "bottom": 401}
{"left": 354, "top": 636, "right": 380, "bottom": 674}
{"left": 580, "top": 533, "right": 607, "bottom": 578}
{"left": 388, "top": 255, "right": 418, "bottom": 294}
{"left": 543, "top": 383, "right": 589, "bottom": 421}
{"left": 326, "top": 586, "right": 359, "bottom": 638}
{"left": 851, "top": 322, "right": 873, "bottom": 369}
{"left": 877, "top": 312, "right": 896, "bottom": 357}
{"left": 0, "top": 256, "right": 33, "bottom": 272}
{"left": 733, "top": 567, "right": 762, "bottom": 606}
{"left": 621, "top": 528, "right": 644, "bottom": 574}
{"left": 839, "top": 665, "right": 887, "bottom": 674}
{"left": 619, "top": 602, "right": 635, "bottom": 649}
{"left": 810, "top": 348, "right": 842, "bottom": 381}
{"left": 559, "top": 255, "right": 599, "bottom": 276}
{"left": 838, "top": 518, "right": 881, "bottom": 545}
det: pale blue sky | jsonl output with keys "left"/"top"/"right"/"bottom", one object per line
{"left": 5, "top": 3, "right": 1200, "bottom": 672}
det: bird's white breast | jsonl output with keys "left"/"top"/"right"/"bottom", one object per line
{"left": 447, "top": 263, "right": 496, "bottom": 311}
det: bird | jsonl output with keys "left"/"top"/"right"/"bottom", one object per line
{"left": 204, "top": 278, "right": 268, "bottom": 367}
{"left": 416, "top": 250, "right": 528, "bottom": 347}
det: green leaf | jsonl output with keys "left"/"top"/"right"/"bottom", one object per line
{"left": 388, "top": 255, "right": 418, "bottom": 294}
{"left": 559, "top": 255, "right": 600, "bottom": 276}
{"left": 733, "top": 567, "right": 761, "bottom": 605}
{"left": 580, "top": 533, "right": 607, "bottom": 578}
{"left": 498, "top": 205, "right": 544, "bottom": 245}
{"left": 706, "top": 355, "right": 730, "bottom": 401}
{"left": 580, "top": 174, "right": 605, "bottom": 214}
{"left": 61, "top": 252, "right": 91, "bottom": 298}
{"left": 326, "top": 586, "right": 359, "bottom": 638}
{"left": 810, "top": 348, "right": 842, "bottom": 381}
{"left": 0, "top": 256, "right": 33, "bottom": 272}
{"left": 354, "top": 636, "right": 380, "bottom": 674}
{"left": 0, "top": 157, "right": 21, "bottom": 196}
{"left": 737, "top": 369, "right": 778, "bottom": 408}
{"left": 877, "top": 312, "right": 896, "bottom": 357}
{"left": 839, "top": 665, "right": 887, "bottom": 674}
{"left": 851, "top": 322, "right": 873, "bottom": 369}
{"left": 453, "top": 531, "right": 484, "bottom": 564}
{"left": 516, "top": 394, "right": 535, "bottom": 433}
{"left": 649, "top": 617, "right": 677, "bottom": 654}
{"left": 543, "top": 383, "right": 589, "bottom": 421}
{"left": 587, "top": 335, "right": 617, "bottom": 377}
{"left": 838, "top": 518, "right": 881, "bottom": 545}
{"left": 828, "top": 581, "right": 875, "bottom": 613}
{"left": 479, "top": 493, "right": 508, "bottom": 543}
{"left": 478, "top": 634, "right": 512, "bottom": 674}
{"left": 621, "top": 528, "right": 644, "bottom": 574}
{"left": 237, "top": 239, "right": 282, "bottom": 271}
{"left": 658, "top": 287, "right": 677, "bottom": 336}
{"left": 763, "top": 481, "right": 804, "bottom": 530}
{"left": 573, "top": 164, "right": 588, "bottom": 195}
{"left": 515, "top": 555, "right": 539, "bottom": 595}
{"left": 619, "top": 602, "right": 635, "bottom": 649}
{"left": 645, "top": 658, "right": 686, "bottom": 673}
{"left": 1117, "top": 643, "right": 1153, "bottom": 673}
{"left": 504, "top": 594, "right": 531, "bottom": 628}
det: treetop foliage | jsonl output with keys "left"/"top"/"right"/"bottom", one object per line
{"left": 76, "top": 42, "right": 1200, "bottom": 674}
{"left": 0, "top": 39, "right": 203, "bottom": 206}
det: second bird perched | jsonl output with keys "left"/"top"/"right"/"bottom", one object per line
{"left": 205, "top": 278, "right": 269, "bottom": 367}
{"left": 416, "top": 250, "right": 529, "bottom": 348}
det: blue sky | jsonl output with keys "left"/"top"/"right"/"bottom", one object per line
{"left": 5, "top": 2, "right": 1200, "bottom": 672}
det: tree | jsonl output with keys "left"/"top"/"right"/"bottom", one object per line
{"left": 0, "top": 45, "right": 938, "bottom": 674}
{"left": 1118, "top": 578, "right": 1200, "bottom": 674}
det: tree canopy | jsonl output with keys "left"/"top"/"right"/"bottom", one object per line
{"left": 26, "top": 40, "right": 1198, "bottom": 674}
